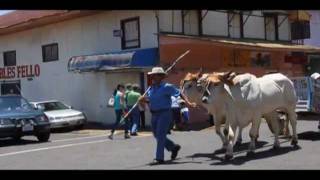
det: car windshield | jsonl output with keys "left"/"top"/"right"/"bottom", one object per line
{"left": 0, "top": 96, "right": 34, "bottom": 112}
{"left": 38, "top": 102, "right": 69, "bottom": 111}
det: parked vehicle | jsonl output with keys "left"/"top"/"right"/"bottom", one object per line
{"left": 0, "top": 95, "right": 51, "bottom": 142}
{"left": 30, "top": 100, "right": 87, "bottom": 129}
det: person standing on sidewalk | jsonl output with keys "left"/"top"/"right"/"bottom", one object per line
{"left": 139, "top": 67, "right": 196, "bottom": 164}
{"left": 127, "top": 84, "right": 141, "bottom": 136}
{"left": 108, "top": 84, "right": 130, "bottom": 140}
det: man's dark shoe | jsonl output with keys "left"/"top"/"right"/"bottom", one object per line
{"left": 108, "top": 134, "right": 113, "bottom": 140}
{"left": 124, "top": 133, "right": 130, "bottom": 139}
{"left": 130, "top": 132, "right": 138, "bottom": 136}
{"left": 150, "top": 159, "right": 165, "bottom": 165}
{"left": 171, "top": 145, "right": 181, "bottom": 160}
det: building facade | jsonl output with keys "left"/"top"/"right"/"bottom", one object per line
{"left": 0, "top": 10, "right": 319, "bottom": 127}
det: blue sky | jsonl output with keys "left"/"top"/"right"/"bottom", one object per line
{"left": 0, "top": 10, "right": 14, "bottom": 15}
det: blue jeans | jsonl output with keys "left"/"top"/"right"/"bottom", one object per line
{"left": 111, "top": 109, "right": 129, "bottom": 134}
{"left": 128, "top": 105, "right": 140, "bottom": 134}
{"left": 151, "top": 109, "right": 175, "bottom": 160}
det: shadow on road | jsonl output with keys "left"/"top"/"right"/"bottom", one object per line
{"left": 0, "top": 138, "right": 40, "bottom": 147}
{"left": 210, "top": 145, "right": 301, "bottom": 166}
{"left": 298, "top": 131, "right": 320, "bottom": 141}
{"left": 147, "top": 158, "right": 203, "bottom": 166}
{"left": 187, "top": 140, "right": 300, "bottom": 166}
{"left": 212, "top": 141, "right": 269, "bottom": 155}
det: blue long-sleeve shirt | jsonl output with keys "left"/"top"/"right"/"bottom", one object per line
{"left": 147, "top": 82, "right": 180, "bottom": 111}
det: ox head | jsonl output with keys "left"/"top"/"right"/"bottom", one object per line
{"left": 198, "top": 71, "right": 237, "bottom": 104}
{"left": 180, "top": 68, "right": 205, "bottom": 104}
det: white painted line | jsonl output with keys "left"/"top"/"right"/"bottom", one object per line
{"left": 0, "top": 139, "right": 109, "bottom": 158}
{"left": 51, "top": 134, "right": 108, "bottom": 143}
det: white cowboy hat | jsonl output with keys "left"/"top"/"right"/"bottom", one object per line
{"left": 147, "top": 67, "right": 167, "bottom": 75}
{"left": 311, "top": 72, "right": 320, "bottom": 80}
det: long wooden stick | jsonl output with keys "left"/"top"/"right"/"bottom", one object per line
{"left": 119, "top": 50, "right": 191, "bottom": 125}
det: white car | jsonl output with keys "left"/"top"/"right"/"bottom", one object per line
{"left": 30, "top": 100, "right": 87, "bottom": 129}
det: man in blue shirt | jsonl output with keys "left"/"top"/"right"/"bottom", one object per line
{"left": 139, "top": 67, "right": 196, "bottom": 164}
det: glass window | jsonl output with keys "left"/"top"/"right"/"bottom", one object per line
{"left": 3, "top": 51, "right": 16, "bottom": 66}
{"left": 42, "top": 43, "right": 59, "bottom": 62}
{"left": 121, "top": 17, "right": 140, "bottom": 49}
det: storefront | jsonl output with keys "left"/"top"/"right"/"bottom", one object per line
{"left": 159, "top": 34, "right": 320, "bottom": 125}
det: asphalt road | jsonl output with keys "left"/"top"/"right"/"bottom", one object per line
{"left": 0, "top": 119, "right": 320, "bottom": 170}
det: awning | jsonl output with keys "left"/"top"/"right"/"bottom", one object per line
{"left": 161, "top": 34, "right": 320, "bottom": 53}
{"left": 68, "top": 48, "right": 158, "bottom": 72}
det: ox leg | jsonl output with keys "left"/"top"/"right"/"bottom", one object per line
{"left": 287, "top": 109, "right": 298, "bottom": 146}
{"left": 214, "top": 116, "right": 227, "bottom": 149}
{"left": 265, "top": 111, "right": 281, "bottom": 149}
{"left": 283, "top": 113, "right": 291, "bottom": 138}
{"left": 225, "top": 124, "right": 236, "bottom": 161}
{"left": 247, "top": 115, "right": 262, "bottom": 156}
{"left": 235, "top": 127, "right": 243, "bottom": 146}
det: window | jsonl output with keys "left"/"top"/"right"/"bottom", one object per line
{"left": 182, "top": 10, "right": 199, "bottom": 35}
{"left": 228, "top": 11, "right": 241, "bottom": 38}
{"left": 264, "top": 14, "right": 279, "bottom": 41}
{"left": 3, "top": 51, "right": 16, "bottom": 66}
{"left": 42, "top": 43, "right": 59, "bottom": 62}
{"left": 291, "top": 21, "right": 310, "bottom": 40}
{"left": 121, "top": 17, "right": 140, "bottom": 50}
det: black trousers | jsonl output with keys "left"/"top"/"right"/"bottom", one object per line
{"left": 170, "top": 108, "right": 181, "bottom": 130}
{"left": 140, "top": 111, "right": 145, "bottom": 129}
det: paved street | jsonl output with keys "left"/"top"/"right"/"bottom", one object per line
{"left": 0, "top": 118, "right": 320, "bottom": 169}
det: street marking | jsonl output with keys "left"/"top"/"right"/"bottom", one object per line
{"left": 51, "top": 134, "right": 108, "bottom": 143}
{"left": 0, "top": 139, "right": 110, "bottom": 157}
{"left": 0, "top": 131, "right": 153, "bottom": 158}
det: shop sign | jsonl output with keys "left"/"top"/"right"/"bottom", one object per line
{"left": 0, "top": 64, "right": 40, "bottom": 79}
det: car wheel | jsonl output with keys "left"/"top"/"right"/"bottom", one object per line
{"left": 12, "top": 135, "right": 22, "bottom": 141}
{"left": 37, "top": 132, "right": 50, "bottom": 142}
{"left": 76, "top": 124, "right": 84, "bottom": 130}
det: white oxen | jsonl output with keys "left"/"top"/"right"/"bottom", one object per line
{"left": 199, "top": 72, "right": 298, "bottom": 159}
{"left": 180, "top": 71, "right": 280, "bottom": 152}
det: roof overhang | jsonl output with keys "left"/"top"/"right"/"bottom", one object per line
{"left": 160, "top": 34, "right": 320, "bottom": 53}
{"left": 68, "top": 48, "right": 159, "bottom": 73}
{"left": 0, "top": 10, "right": 104, "bottom": 36}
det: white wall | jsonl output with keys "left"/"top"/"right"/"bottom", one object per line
{"left": 158, "top": 10, "right": 182, "bottom": 33}
{"left": 243, "top": 15, "right": 265, "bottom": 39}
{"left": 278, "top": 15, "right": 290, "bottom": 41}
{"left": 0, "top": 10, "right": 158, "bottom": 125}
{"left": 183, "top": 10, "right": 199, "bottom": 35}
{"left": 202, "top": 11, "right": 228, "bottom": 36}
{"left": 229, "top": 13, "right": 241, "bottom": 38}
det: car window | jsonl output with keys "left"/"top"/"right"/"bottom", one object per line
{"left": 0, "top": 96, "right": 33, "bottom": 112}
{"left": 41, "top": 102, "right": 69, "bottom": 111}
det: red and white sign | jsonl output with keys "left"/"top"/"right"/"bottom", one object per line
{"left": 0, "top": 64, "right": 40, "bottom": 79}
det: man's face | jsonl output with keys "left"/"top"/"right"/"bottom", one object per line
{"left": 151, "top": 74, "right": 165, "bottom": 84}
